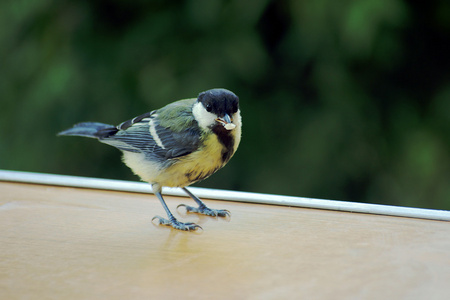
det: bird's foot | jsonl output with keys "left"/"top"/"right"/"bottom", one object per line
{"left": 177, "top": 204, "right": 231, "bottom": 218}
{"left": 152, "top": 215, "right": 202, "bottom": 231}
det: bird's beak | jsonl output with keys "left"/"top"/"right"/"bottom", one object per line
{"left": 216, "top": 114, "right": 236, "bottom": 130}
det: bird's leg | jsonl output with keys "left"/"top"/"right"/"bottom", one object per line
{"left": 177, "top": 187, "right": 231, "bottom": 218}
{"left": 152, "top": 187, "right": 201, "bottom": 231}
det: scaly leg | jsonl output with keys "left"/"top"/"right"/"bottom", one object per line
{"left": 177, "top": 187, "right": 231, "bottom": 217}
{"left": 151, "top": 185, "right": 201, "bottom": 231}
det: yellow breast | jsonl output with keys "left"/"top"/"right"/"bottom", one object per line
{"left": 159, "top": 133, "right": 230, "bottom": 187}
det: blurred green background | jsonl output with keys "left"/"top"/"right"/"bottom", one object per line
{"left": 1, "top": 0, "right": 449, "bottom": 209}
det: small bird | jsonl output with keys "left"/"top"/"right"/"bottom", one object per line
{"left": 58, "top": 88, "right": 242, "bottom": 231}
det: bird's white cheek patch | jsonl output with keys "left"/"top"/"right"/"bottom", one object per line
{"left": 192, "top": 102, "right": 217, "bottom": 129}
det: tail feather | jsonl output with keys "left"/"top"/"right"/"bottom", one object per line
{"left": 58, "top": 122, "right": 118, "bottom": 139}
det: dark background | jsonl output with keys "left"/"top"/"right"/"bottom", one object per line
{"left": 1, "top": 0, "right": 449, "bottom": 209}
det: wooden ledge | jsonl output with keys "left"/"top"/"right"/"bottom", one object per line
{"left": 1, "top": 174, "right": 450, "bottom": 299}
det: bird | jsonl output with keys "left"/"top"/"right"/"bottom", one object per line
{"left": 58, "top": 88, "right": 242, "bottom": 231}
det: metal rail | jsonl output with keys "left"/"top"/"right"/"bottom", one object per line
{"left": 1, "top": 169, "right": 449, "bottom": 221}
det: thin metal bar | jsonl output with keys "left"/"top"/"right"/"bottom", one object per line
{"left": 1, "top": 169, "right": 449, "bottom": 221}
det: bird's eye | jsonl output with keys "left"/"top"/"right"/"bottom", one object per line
{"left": 205, "top": 104, "right": 212, "bottom": 112}
{"left": 232, "top": 102, "right": 238, "bottom": 113}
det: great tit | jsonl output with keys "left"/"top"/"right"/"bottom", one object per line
{"left": 59, "top": 88, "right": 242, "bottom": 231}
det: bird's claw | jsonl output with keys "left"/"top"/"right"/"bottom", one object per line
{"left": 177, "top": 204, "right": 231, "bottom": 218}
{"left": 152, "top": 215, "right": 202, "bottom": 231}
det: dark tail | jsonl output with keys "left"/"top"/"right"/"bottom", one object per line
{"left": 58, "top": 122, "right": 118, "bottom": 139}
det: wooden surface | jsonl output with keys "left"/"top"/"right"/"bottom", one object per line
{"left": 1, "top": 181, "right": 450, "bottom": 300}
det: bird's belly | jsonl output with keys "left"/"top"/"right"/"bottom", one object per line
{"left": 161, "top": 155, "right": 223, "bottom": 187}
{"left": 122, "top": 134, "right": 232, "bottom": 188}
{"left": 159, "top": 137, "right": 229, "bottom": 187}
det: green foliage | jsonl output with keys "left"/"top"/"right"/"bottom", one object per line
{"left": 1, "top": 0, "right": 449, "bottom": 209}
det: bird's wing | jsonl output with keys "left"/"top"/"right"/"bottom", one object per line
{"left": 99, "top": 99, "right": 202, "bottom": 161}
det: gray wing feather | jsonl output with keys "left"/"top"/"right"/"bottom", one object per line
{"left": 99, "top": 112, "right": 201, "bottom": 161}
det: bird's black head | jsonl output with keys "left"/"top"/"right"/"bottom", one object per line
{"left": 197, "top": 88, "right": 239, "bottom": 118}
